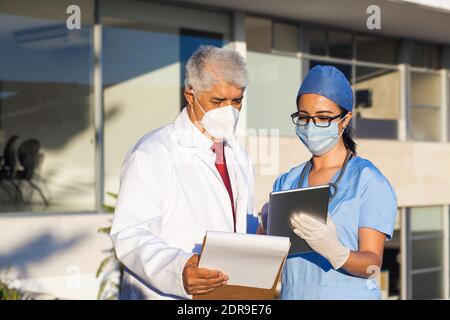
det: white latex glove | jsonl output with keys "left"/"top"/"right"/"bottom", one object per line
{"left": 290, "top": 213, "right": 350, "bottom": 270}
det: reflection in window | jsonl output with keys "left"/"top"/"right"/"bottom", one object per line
{"left": 412, "top": 271, "right": 443, "bottom": 300}
{"left": 356, "top": 35, "right": 399, "bottom": 64}
{"left": 245, "top": 17, "right": 301, "bottom": 135}
{"left": 247, "top": 52, "right": 301, "bottom": 135}
{"left": 409, "top": 207, "right": 444, "bottom": 300}
{"left": 412, "top": 42, "right": 440, "bottom": 69}
{"left": 353, "top": 66, "right": 400, "bottom": 139}
{"left": 304, "top": 27, "right": 327, "bottom": 56}
{"left": 101, "top": 1, "right": 230, "bottom": 200}
{"left": 411, "top": 206, "right": 444, "bottom": 233}
{"left": 328, "top": 31, "right": 352, "bottom": 59}
{"left": 411, "top": 72, "right": 441, "bottom": 141}
{"left": 246, "top": 16, "right": 271, "bottom": 53}
{"left": 273, "top": 22, "right": 299, "bottom": 53}
{"left": 412, "top": 238, "right": 443, "bottom": 270}
{"left": 0, "top": 0, "right": 95, "bottom": 212}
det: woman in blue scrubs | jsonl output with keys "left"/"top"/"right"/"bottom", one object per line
{"left": 260, "top": 65, "right": 398, "bottom": 300}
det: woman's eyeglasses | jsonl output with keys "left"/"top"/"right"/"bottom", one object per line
{"left": 290, "top": 111, "right": 347, "bottom": 128}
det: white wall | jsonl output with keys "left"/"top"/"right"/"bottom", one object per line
{"left": 248, "top": 136, "right": 450, "bottom": 211}
{"left": 0, "top": 212, "right": 112, "bottom": 299}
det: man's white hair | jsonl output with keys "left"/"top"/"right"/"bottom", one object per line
{"left": 184, "top": 45, "right": 248, "bottom": 93}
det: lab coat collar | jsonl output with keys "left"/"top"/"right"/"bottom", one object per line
{"left": 173, "top": 107, "right": 238, "bottom": 151}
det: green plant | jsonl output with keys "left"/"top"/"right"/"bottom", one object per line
{"left": 0, "top": 266, "right": 22, "bottom": 300}
{"left": 96, "top": 192, "right": 124, "bottom": 300}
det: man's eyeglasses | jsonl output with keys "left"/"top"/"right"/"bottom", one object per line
{"left": 290, "top": 111, "right": 347, "bottom": 128}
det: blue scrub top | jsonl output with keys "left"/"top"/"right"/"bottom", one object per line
{"left": 273, "top": 155, "right": 398, "bottom": 300}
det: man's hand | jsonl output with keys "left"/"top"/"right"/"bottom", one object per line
{"left": 257, "top": 202, "right": 268, "bottom": 235}
{"left": 182, "top": 254, "right": 228, "bottom": 295}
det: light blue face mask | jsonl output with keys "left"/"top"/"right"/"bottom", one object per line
{"left": 295, "top": 116, "right": 347, "bottom": 156}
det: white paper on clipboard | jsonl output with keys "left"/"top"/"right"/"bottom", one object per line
{"left": 198, "top": 231, "right": 290, "bottom": 289}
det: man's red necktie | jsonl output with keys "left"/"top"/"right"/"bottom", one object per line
{"left": 212, "top": 142, "right": 236, "bottom": 232}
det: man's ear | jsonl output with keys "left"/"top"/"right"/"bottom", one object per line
{"left": 184, "top": 89, "right": 194, "bottom": 107}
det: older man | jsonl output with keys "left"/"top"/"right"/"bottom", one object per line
{"left": 110, "top": 45, "right": 255, "bottom": 300}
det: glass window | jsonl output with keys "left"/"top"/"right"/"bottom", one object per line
{"left": 273, "top": 22, "right": 299, "bottom": 53}
{"left": 101, "top": 0, "right": 231, "bottom": 202}
{"left": 409, "top": 206, "right": 445, "bottom": 300}
{"left": 412, "top": 271, "right": 444, "bottom": 300}
{"left": 353, "top": 66, "right": 400, "bottom": 139}
{"left": 0, "top": 0, "right": 95, "bottom": 213}
{"left": 411, "top": 71, "right": 441, "bottom": 142}
{"left": 247, "top": 51, "right": 301, "bottom": 135}
{"left": 304, "top": 27, "right": 327, "bottom": 56}
{"left": 329, "top": 31, "right": 352, "bottom": 59}
{"left": 246, "top": 16, "right": 301, "bottom": 136}
{"left": 412, "top": 42, "right": 440, "bottom": 69}
{"left": 412, "top": 238, "right": 443, "bottom": 270}
{"left": 411, "top": 206, "right": 444, "bottom": 233}
{"left": 356, "top": 35, "right": 399, "bottom": 64}
{"left": 246, "top": 16, "right": 271, "bottom": 53}
{"left": 354, "top": 118, "right": 397, "bottom": 140}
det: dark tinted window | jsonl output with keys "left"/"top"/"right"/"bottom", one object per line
{"left": 304, "top": 27, "right": 327, "bottom": 56}
{"left": 412, "top": 42, "right": 440, "bottom": 69}
{"left": 356, "top": 35, "right": 399, "bottom": 64}
{"left": 246, "top": 16, "right": 272, "bottom": 53}
{"left": 329, "top": 31, "right": 352, "bottom": 59}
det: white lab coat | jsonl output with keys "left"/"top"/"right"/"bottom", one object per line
{"left": 110, "top": 107, "right": 255, "bottom": 300}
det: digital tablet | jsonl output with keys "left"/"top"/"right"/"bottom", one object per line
{"left": 267, "top": 185, "right": 330, "bottom": 255}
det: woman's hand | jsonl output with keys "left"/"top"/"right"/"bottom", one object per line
{"left": 291, "top": 214, "right": 386, "bottom": 278}
{"left": 290, "top": 213, "right": 350, "bottom": 270}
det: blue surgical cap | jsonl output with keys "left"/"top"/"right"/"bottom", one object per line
{"left": 296, "top": 65, "right": 353, "bottom": 112}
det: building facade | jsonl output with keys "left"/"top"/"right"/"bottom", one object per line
{"left": 0, "top": 0, "right": 450, "bottom": 299}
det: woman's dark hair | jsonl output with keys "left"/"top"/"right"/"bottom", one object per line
{"left": 341, "top": 109, "right": 357, "bottom": 155}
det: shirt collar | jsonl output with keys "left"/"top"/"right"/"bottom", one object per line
{"left": 173, "top": 107, "right": 214, "bottom": 150}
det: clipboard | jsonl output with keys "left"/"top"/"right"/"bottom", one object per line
{"left": 193, "top": 233, "right": 289, "bottom": 300}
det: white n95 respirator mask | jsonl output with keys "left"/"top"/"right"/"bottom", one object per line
{"left": 192, "top": 91, "right": 240, "bottom": 140}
